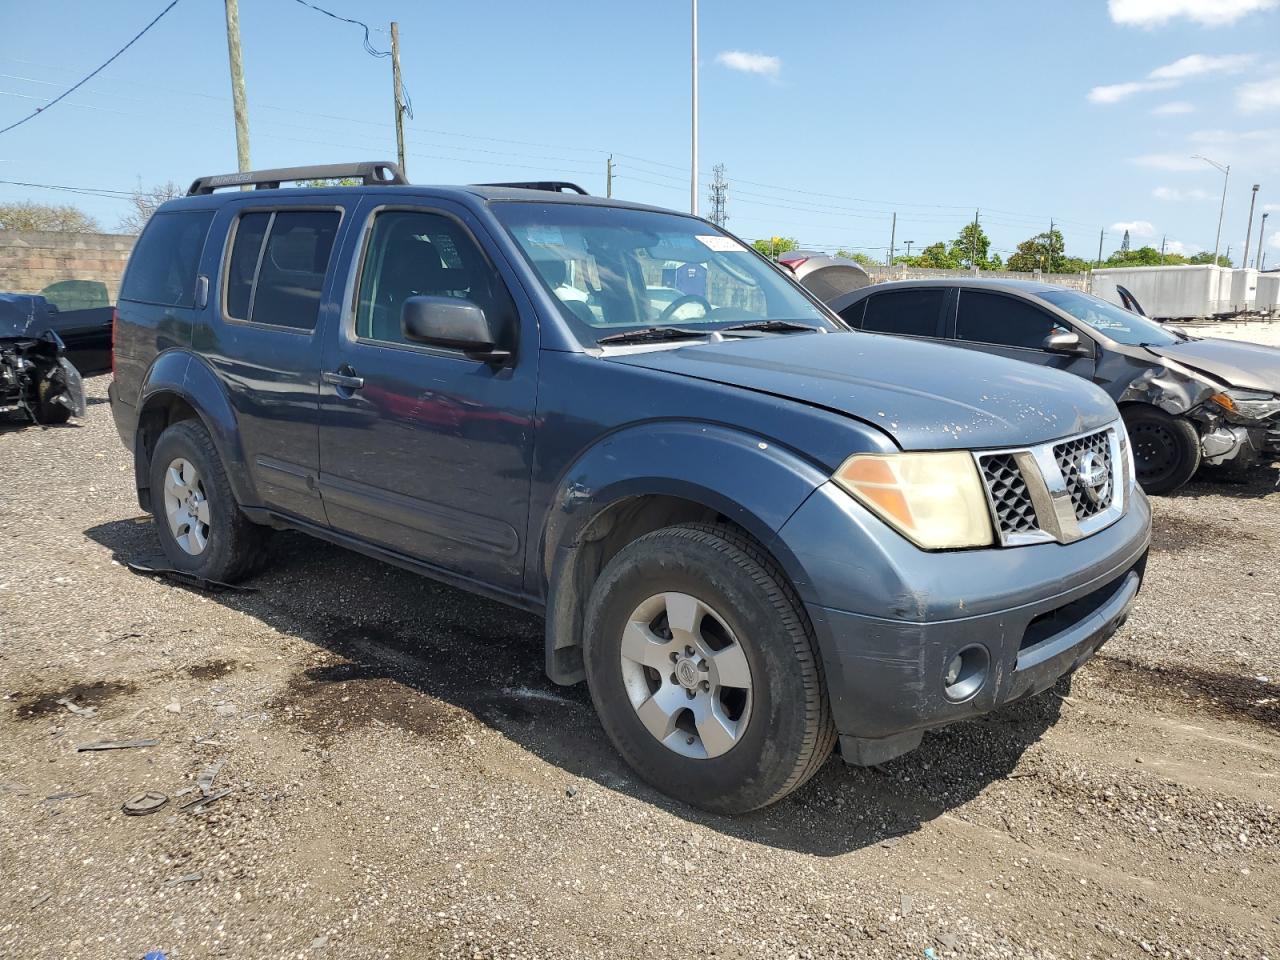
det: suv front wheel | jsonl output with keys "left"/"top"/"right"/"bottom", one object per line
{"left": 148, "top": 420, "right": 266, "bottom": 583}
{"left": 583, "top": 523, "right": 835, "bottom": 813}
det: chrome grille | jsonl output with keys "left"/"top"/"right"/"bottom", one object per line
{"left": 974, "top": 423, "right": 1126, "bottom": 548}
{"left": 1054, "top": 430, "right": 1114, "bottom": 521}
{"left": 980, "top": 454, "right": 1040, "bottom": 536}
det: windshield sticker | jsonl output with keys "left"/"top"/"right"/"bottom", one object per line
{"left": 694, "top": 234, "right": 746, "bottom": 253}
{"left": 524, "top": 225, "right": 564, "bottom": 246}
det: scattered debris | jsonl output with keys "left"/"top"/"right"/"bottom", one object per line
{"left": 126, "top": 560, "right": 257, "bottom": 594}
{"left": 122, "top": 792, "right": 169, "bottom": 816}
{"left": 75, "top": 738, "right": 158, "bottom": 752}
{"left": 44, "top": 791, "right": 90, "bottom": 802}
{"left": 164, "top": 872, "right": 202, "bottom": 887}
{"left": 934, "top": 931, "right": 959, "bottom": 951}
{"left": 165, "top": 702, "right": 182, "bottom": 714}
{"left": 180, "top": 787, "right": 231, "bottom": 813}
{"left": 214, "top": 703, "right": 238, "bottom": 717}
{"left": 56, "top": 697, "right": 96, "bottom": 718}
{"left": 197, "top": 760, "right": 224, "bottom": 795}
{"left": 29, "top": 892, "right": 51, "bottom": 909}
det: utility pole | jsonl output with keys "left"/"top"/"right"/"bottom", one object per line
{"left": 390, "top": 22, "right": 407, "bottom": 176}
{"left": 1258, "top": 212, "right": 1270, "bottom": 270}
{"left": 223, "top": 0, "right": 251, "bottom": 177}
{"left": 1096, "top": 229, "right": 1105, "bottom": 269}
{"left": 708, "top": 163, "right": 728, "bottom": 227}
{"left": 903, "top": 240, "right": 915, "bottom": 259}
{"left": 1242, "top": 183, "right": 1260, "bottom": 270}
{"left": 606, "top": 155, "right": 614, "bottom": 198}
{"left": 1193, "top": 154, "right": 1229, "bottom": 269}
{"left": 969, "top": 210, "right": 980, "bottom": 272}
{"left": 690, "top": 0, "right": 699, "bottom": 216}
{"left": 887, "top": 212, "right": 897, "bottom": 270}
{"left": 1046, "top": 219, "right": 1054, "bottom": 274}
{"left": 1160, "top": 235, "right": 1167, "bottom": 264}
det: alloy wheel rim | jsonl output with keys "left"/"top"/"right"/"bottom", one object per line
{"left": 163, "top": 457, "right": 211, "bottom": 556}
{"left": 618, "top": 591, "right": 753, "bottom": 760}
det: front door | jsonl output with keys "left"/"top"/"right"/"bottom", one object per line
{"left": 316, "top": 199, "right": 537, "bottom": 590}
{"left": 949, "top": 288, "right": 1097, "bottom": 379}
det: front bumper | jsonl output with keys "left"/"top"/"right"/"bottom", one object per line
{"left": 779, "top": 481, "right": 1151, "bottom": 765}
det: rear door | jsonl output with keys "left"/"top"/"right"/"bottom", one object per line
{"left": 197, "top": 201, "right": 352, "bottom": 525}
{"left": 950, "top": 288, "right": 1096, "bottom": 378}
{"left": 315, "top": 197, "right": 538, "bottom": 590}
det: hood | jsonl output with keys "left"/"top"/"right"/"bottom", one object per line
{"left": 604, "top": 332, "right": 1117, "bottom": 451}
{"left": 1149, "top": 337, "right": 1280, "bottom": 394}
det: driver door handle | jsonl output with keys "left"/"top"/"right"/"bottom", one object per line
{"left": 322, "top": 368, "right": 364, "bottom": 391}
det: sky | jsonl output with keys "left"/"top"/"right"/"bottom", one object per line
{"left": 1, "top": 0, "right": 1279, "bottom": 267}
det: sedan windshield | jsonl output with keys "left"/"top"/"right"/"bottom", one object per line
{"left": 493, "top": 202, "right": 836, "bottom": 346}
{"left": 1038, "top": 289, "right": 1180, "bottom": 347}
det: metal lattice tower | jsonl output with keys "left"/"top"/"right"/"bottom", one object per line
{"left": 708, "top": 163, "right": 728, "bottom": 227}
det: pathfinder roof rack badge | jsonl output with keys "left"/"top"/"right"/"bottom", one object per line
{"left": 187, "top": 161, "right": 407, "bottom": 195}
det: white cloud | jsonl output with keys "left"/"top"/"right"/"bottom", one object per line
{"left": 1267, "top": 230, "right": 1280, "bottom": 250}
{"left": 1152, "top": 100, "right": 1196, "bottom": 115}
{"left": 1237, "top": 76, "right": 1280, "bottom": 112}
{"left": 1112, "top": 220, "right": 1157, "bottom": 237}
{"left": 1148, "top": 53, "right": 1255, "bottom": 80}
{"left": 1089, "top": 80, "right": 1173, "bottom": 103}
{"left": 715, "top": 51, "right": 781, "bottom": 78}
{"left": 1109, "top": 0, "right": 1278, "bottom": 27}
{"left": 1265, "top": 203, "right": 1280, "bottom": 212}
{"left": 1163, "top": 239, "right": 1197, "bottom": 255}
{"left": 1132, "top": 153, "right": 1209, "bottom": 170}
{"left": 1153, "top": 185, "right": 1212, "bottom": 200}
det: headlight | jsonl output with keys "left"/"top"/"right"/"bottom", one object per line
{"left": 1210, "top": 390, "right": 1280, "bottom": 421}
{"left": 832, "top": 451, "right": 994, "bottom": 550}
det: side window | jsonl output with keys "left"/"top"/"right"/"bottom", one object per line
{"left": 354, "top": 209, "right": 513, "bottom": 347}
{"left": 120, "top": 210, "right": 214, "bottom": 306}
{"left": 837, "top": 298, "right": 867, "bottom": 329}
{"left": 956, "top": 290, "right": 1066, "bottom": 350}
{"left": 223, "top": 209, "right": 340, "bottom": 330}
{"left": 861, "top": 289, "right": 944, "bottom": 337}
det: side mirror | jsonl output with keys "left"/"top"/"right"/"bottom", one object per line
{"left": 1164, "top": 324, "right": 1188, "bottom": 339}
{"left": 1043, "top": 329, "right": 1089, "bottom": 356}
{"left": 401, "top": 295, "right": 510, "bottom": 363}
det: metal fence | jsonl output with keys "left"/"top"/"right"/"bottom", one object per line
{"left": 864, "top": 265, "right": 1091, "bottom": 291}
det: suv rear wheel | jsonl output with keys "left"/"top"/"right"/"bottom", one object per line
{"left": 148, "top": 420, "right": 266, "bottom": 583}
{"left": 1123, "top": 405, "right": 1201, "bottom": 495}
{"left": 583, "top": 523, "right": 835, "bottom": 813}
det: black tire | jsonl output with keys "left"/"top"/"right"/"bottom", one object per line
{"left": 148, "top": 419, "right": 267, "bottom": 583}
{"left": 32, "top": 379, "right": 72, "bottom": 425}
{"left": 1123, "top": 405, "right": 1201, "bottom": 495}
{"left": 583, "top": 523, "right": 836, "bottom": 813}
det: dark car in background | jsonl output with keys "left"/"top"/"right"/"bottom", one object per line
{"left": 824, "top": 279, "right": 1280, "bottom": 494}
{"left": 0, "top": 293, "right": 87, "bottom": 425}
{"left": 109, "top": 162, "right": 1150, "bottom": 812}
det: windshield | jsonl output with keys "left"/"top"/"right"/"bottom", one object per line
{"left": 493, "top": 202, "right": 836, "bottom": 345}
{"left": 1038, "top": 289, "right": 1180, "bottom": 347}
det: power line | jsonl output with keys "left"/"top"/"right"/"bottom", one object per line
{"left": 288, "top": 0, "right": 413, "bottom": 119}
{"left": 0, "top": 0, "right": 182, "bottom": 136}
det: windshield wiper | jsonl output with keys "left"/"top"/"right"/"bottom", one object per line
{"left": 596, "top": 326, "right": 708, "bottom": 346}
{"left": 720, "top": 319, "right": 820, "bottom": 335}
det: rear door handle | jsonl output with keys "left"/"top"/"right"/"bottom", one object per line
{"left": 322, "top": 369, "right": 364, "bottom": 391}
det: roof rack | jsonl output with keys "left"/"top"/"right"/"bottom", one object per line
{"left": 475, "top": 181, "right": 589, "bottom": 195}
{"left": 187, "top": 161, "right": 407, "bottom": 196}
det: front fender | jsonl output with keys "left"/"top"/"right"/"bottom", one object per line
{"left": 137, "top": 349, "right": 258, "bottom": 508}
{"left": 538, "top": 421, "right": 830, "bottom": 684}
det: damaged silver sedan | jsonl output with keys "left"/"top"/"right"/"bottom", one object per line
{"left": 820, "top": 279, "right": 1280, "bottom": 494}
{"left": 1, "top": 294, "right": 87, "bottom": 426}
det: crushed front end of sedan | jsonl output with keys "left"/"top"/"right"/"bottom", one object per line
{"left": 0, "top": 294, "right": 87, "bottom": 425}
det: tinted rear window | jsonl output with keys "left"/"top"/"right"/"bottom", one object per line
{"left": 120, "top": 210, "right": 214, "bottom": 306}
{"left": 862, "top": 288, "right": 944, "bottom": 337}
{"left": 222, "top": 209, "right": 339, "bottom": 330}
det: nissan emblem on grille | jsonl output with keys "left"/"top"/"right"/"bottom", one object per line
{"left": 1077, "top": 451, "right": 1112, "bottom": 506}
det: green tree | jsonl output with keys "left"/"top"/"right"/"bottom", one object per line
{"left": 914, "top": 241, "right": 958, "bottom": 269}
{"left": 751, "top": 236, "right": 798, "bottom": 258}
{"left": 0, "top": 201, "right": 100, "bottom": 232}
{"left": 835, "top": 249, "right": 882, "bottom": 269}
{"left": 1188, "top": 251, "right": 1232, "bottom": 267}
{"left": 1007, "top": 228, "right": 1086, "bottom": 273}
{"left": 949, "top": 221, "right": 996, "bottom": 270}
{"left": 1104, "top": 246, "right": 1189, "bottom": 267}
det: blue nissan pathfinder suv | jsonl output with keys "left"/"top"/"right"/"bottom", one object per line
{"left": 109, "top": 162, "right": 1151, "bottom": 812}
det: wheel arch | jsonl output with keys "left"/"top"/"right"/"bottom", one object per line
{"left": 539, "top": 421, "right": 828, "bottom": 685}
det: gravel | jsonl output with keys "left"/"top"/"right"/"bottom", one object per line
{"left": 1, "top": 374, "right": 1278, "bottom": 959}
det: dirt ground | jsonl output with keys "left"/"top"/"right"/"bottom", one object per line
{"left": 1, "top": 375, "right": 1278, "bottom": 960}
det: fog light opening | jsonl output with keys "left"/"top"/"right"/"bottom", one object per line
{"left": 943, "top": 645, "right": 989, "bottom": 702}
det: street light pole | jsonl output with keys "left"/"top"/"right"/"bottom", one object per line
{"left": 1242, "top": 183, "right": 1260, "bottom": 270}
{"left": 1193, "top": 154, "right": 1230, "bottom": 268}
{"left": 1258, "top": 212, "right": 1270, "bottom": 270}
{"left": 690, "top": 0, "right": 699, "bottom": 216}
{"left": 903, "top": 240, "right": 915, "bottom": 259}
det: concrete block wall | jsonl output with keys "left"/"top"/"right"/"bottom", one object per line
{"left": 0, "top": 231, "right": 136, "bottom": 303}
